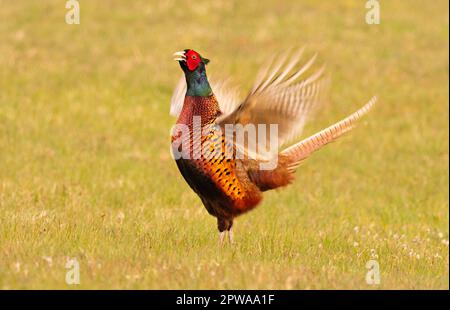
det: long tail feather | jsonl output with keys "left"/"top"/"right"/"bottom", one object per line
{"left": 281, "top": 96, "right": 377, "bottom": 173}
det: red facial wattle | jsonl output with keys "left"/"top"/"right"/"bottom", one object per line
{"left": 185, "top": 50, "right": 202, "bottom": 71}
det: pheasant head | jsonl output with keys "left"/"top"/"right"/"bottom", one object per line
{"left": 173, "top": 49, "right": 212, "bottom": 97}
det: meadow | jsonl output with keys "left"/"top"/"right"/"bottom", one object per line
{"left": 0, "top": 0, "right": 448, "bottom": 289}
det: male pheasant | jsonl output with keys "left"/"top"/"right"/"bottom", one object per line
{"left": 170, "top": 49, "right": 376, "bottom": 244}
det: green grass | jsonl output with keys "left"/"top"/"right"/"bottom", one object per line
{"left": 0, "top": 0, "right": 448, "bottom": 289}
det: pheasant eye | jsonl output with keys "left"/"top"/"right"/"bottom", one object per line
{"left": 191, "top": 55, "right": 197, "bottom": 60}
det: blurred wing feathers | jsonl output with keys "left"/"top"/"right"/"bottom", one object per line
{"left": 169, "top": 75, "right": 186, "bottom": 117}
{"left": 217, "top": 48, "right": 327, "bottom": 150}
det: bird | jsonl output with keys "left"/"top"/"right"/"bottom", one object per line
{"left": 170, "top": 48, "right": 376, "bottom": 245}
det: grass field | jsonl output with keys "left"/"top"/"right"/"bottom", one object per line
{"left": 0, "top": 0, "right": 448, "bottom": 289}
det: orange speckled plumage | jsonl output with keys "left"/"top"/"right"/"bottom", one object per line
{"left": 172, "top": 95, "right": 263, "bottom": 228}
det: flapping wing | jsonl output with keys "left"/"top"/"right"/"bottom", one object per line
{"left": 217, "top": 48, "right": 328, "bottom": 151}
{"left": 169, "top": 76, "right": 186, "bottom": 117}
{"left": 170, "top": 75, "right": 241, "bottom": 117}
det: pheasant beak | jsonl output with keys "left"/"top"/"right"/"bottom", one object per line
{"left": 173, "top": 51, "right": 186, "bottom": 62}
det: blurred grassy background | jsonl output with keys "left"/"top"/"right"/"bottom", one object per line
{"left": 0, "top": 0, "right": 448, "bottom": 289}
